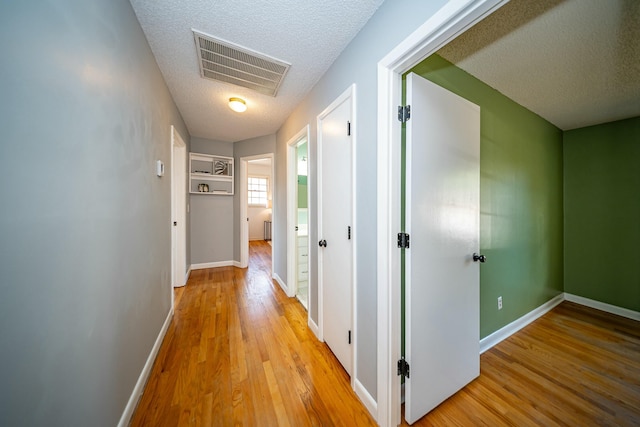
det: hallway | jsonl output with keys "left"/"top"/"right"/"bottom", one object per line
{"left": 131, "top": 240, "right": 376, "bottom": 426}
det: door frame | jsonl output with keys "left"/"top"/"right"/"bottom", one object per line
{"left": 375, "top": 0, "right": 507, "bottom": 425}
{"left": 239, "top": 153, "right": 275, "bottom": 269}
{"left": 286, "top": 126, "right": 310, "bottom": 299}
{"left": 317, "top": 84, "right": 357, "bottom": 381}
{"left": 171, "top": 125, "right": 188, "bottom": 296}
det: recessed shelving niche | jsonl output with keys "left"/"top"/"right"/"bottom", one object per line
{"left": 189, "top": 152, "right": 234, "bottom": 195}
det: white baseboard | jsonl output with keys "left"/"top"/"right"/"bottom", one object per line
{"left": 233, "top": 261, "right": 243, "bottom": 268}
{"left": 272, "top": 272, "right": 289, "bottom": 295}
{"left": 564, "top": 293, "right": 640, "bottom": 321}
{"left": 480, "top": 293, "right": 564, "bottom": 354}
{"left": 118, "top": 307, "right": 173, "bottom": 427}
{"left": 355, "top": 379, "right": 377, "bottom": 420}
{"left": 184, "top": 266, "right": 191, "bottom": 283}
{"left": 191, "top": 260, "right": 235, "bottom": 270}
{"left": 308, "top": 317, "right": 321, "bottom": 341}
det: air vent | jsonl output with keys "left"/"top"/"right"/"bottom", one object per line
{"left": 193, "top": 30, "right": 290, "bottom": 97}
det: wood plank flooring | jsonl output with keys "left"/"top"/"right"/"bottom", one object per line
{"left": 131, "top": 240, "right": 639, "bottom": 426}
{"left": 403, "top": 301, "right": 640, "bottom": 426}
{"left": 130, "top": 241, "right": 376, "bottom": 426}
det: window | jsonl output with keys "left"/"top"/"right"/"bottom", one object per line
{"left": 248, "top": 176, "right": 269, "bottom": 206}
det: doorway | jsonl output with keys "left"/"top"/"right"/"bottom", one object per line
{"left": 317, "top": 85, "right": 356, "bottom": 377}
{"left": 287, "top": 126, "right": 311, "bottom": 309}
{"left": 375, "top": 1, "right": 506, "bottom": 425}
{"left": 171, "top": 125, "right": 187, "bottom": 295}
{"left": 239, "top": 153, "right": 275, "bottom": 271}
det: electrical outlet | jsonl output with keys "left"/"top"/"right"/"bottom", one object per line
{"left": 498, "top": 296, "right": 503, "bottom": 310}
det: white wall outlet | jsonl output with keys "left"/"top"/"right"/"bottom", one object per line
{"left": 498, "top": 296, "right": 503, "bottom": 310}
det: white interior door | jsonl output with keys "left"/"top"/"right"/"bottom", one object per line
{"left": 171, "top": 126, "right": 187, "bottom": 288}
{"left": 318, "top": 90, "right": 353, "bottom": 375}
{"left": 404, "top": 72, "right": 480, "bottom": 424}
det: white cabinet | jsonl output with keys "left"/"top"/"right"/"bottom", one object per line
{"left": 189, "top": 152, "right": 234, "bottom": 195}
{"left": 297, "top": 236, "right": 309, "bottom": 281}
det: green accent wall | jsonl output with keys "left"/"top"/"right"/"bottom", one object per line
{"left": 297, "top": 141, "right": 308, "bottom": 209}
{"left": 408, "top": 55, "right": 564, "bottom": 338}
{"left": 564, "top": 117, "right": 640, "bottom": 311}
{"left": 298, "top": 175, "right": 308, "bottom": 208}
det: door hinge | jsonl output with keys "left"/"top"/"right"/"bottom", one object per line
{"left": 348, "top": 330, "right": 352, "bottom": 344}
{"left": 348, "top": 226, "right": 351, "bottom": 240}
{"left": 398, "top": 105, "right": 411, "bottom": 123}
{"left": 397, "top": 232, "right": 410, "bottom": 249}
{"left": 347, "top": 121, "right": 351, "bottom": 136}
{"left": 397, "top": 357, "right": 410, "bottom": 378}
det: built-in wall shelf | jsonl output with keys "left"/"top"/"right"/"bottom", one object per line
{"left": 189, "top": 152, "right": 234, "bottom": 195}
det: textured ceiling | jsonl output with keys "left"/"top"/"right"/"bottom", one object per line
{"left": 129, "top": 0, "right": 385, "bottom": 142}
{"left": 438, "top": 0, "right": 640, "bottom": 130}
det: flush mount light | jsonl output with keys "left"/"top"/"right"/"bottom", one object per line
{"left": 228, "top": 97, "right": 247, "bottom": 113}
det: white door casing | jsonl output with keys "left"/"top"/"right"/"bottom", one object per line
{"left": 171, "top": 125, "right": 187, "bottom": 290}
{"left": 404, "top": 72, "right": 480, "bottom": 424}
{"left": 240, "top": 154, "right": 275, "bottom": 270}
{"left": 287, "top": 126, "right": 310, "bottom": 299}
{"left": 318, "top": 85, "right": 356, "bottom": 377}
{"left": 375, "top": 1, "right": 507, "bottom": 425}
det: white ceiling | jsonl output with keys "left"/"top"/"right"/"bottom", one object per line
{"left": 129, "top": 0, "right": 385, "bottom": 142}
{"left": 131, "top": 0, "right": 639, "bottom": 143}
{"left": 439, "top": 0, "right": 640, "bottom": 130}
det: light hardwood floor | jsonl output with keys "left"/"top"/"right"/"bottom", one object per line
{"left": 130, "top": 241, "right": 376, "bottom": 426}
{"left": 131, "top": 241, "right": 639, "bottom": 426}
{"left": 403, "top": 301, "right": 640, "bottom": 426}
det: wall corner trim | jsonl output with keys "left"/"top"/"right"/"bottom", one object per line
{"left": 191, "top": 261, "right": 236, "bottom": 270}
{"left": 308, "top": 317, "right": 321, "bottom": 341}
{"left": 272, "top": 272, "right": 289, "bottom": 295}
{"left": 185, "top": 265, "right": 192, "bottom": 284}
{"left": 564, "top": 293, "right": 640, "bottom": 321}
{"left": 479, "top": 293, "right": 564, "bottom": 354}
{"left": 355, "top": 379, "right": 378, "bottom": 422}
{"left": 118, "top": 307, "right": 174, "bottom": 427}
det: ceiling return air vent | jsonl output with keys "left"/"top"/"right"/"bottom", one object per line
{"left": 193, "top": 30, "right": 290, "bottom": 97}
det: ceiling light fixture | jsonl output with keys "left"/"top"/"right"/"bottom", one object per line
{"left": 228, "top": 97, "right": 247, "bottom": 113}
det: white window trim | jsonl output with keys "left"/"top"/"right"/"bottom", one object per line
{"left": 248, "top": 175, "right": 270, "bottom": 207}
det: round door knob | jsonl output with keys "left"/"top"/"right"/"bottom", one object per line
{"left": 473, "top": 253, "right": 486, "bottom": 263}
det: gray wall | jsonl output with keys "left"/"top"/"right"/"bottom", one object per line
{"left": 233, "top": 134, "right": 276, "bottom": 261}
{"left": 274, "top": 0, "right": 447, "bottom": 400}
{"left": 0, "top": 1, "right": 189, "bottom": 425}
{"left": 190, "top": 138, "right": 234, "bottom": 264}
{"left": 189, "top": 135, "right": 274, "bottom": 265}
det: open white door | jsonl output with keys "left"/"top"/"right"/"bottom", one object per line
{"left": 404, "top": 72, "right": 480, "bottom": 424}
